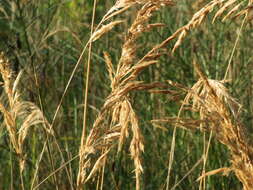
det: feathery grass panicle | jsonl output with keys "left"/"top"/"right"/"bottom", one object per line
{"left": 144, "top": 0, "right": 250, "bottom": 54}
{"left": 154, "top": 61, "right": 253, "bottom": 190}
{"left": 77, "top": 1, "right": 173, "bottom": 189}
{"left": 191, "top": 63, "right": 253, "bottom": 190}
{"left": 0, "top": 52, "right": 53, "bottom": 174}
{"left": 0, "top": 52, "right": 21, "bottom": 155}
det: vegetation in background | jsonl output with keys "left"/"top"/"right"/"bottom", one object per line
{"left": 0, "top": 0, "right": 253, "bottom": 189}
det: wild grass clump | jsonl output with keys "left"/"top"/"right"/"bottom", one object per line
{"left": 77, "top": 1, "right": 173, "bottom": 189}
{"left": 153, "top": 61, "right": 253, "bottom": 190}
{"left": 185, "top": 63, "right": 253, "bottom": 190}
{"left": 0, "top": 52, "right": 53, "bottom": 189}
{"left": 1, "top": 0, "right": 253, "bottom": 189}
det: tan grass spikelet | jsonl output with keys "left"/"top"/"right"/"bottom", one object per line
{"left": 17, "top": 102, "right": 53, "bottom": 148}
{"left": 233, "top": 4, "right": 253, "bottom": 20}
{"left": 84, "top": 149, "right": 111, "bottom": 183}
{"left": 103, "top": 51, "right": 115, "bottom": 86}
{"left": 104, "top": 4, "right": 135, "bottom": 22}
{"left": 222, "top": 2, "right": 243, "bottom": 21}
{"left": 212, "top": 0, "right": 237, "bottom": 23}
{"left": 114, "top": 0, "right": 136, "bottom": 10}
{"left": 184, "top": 78, "right": 241, "bottom": 118}
{"left": 151, "top": 117, "right": 209, "bottom": 131}
{"left": 0, "top": 103, "right": 20, "bottom": 153}
{"left": 90, "top": 20, "right": 124, "bottom": 42}
{"left": 0, "top": 53, "right": 14, "bottom": 105}
{"left": 0, "top": 52, "right": 21, "bottom": 154}
{"left": 118, "top": 100, "right": 130, "bottom": 152}
{"left": 197, "top": 167, "right": 232, "bottom": 181}
{"left": 129, "top": 105, "right": 144, "bottom": 175}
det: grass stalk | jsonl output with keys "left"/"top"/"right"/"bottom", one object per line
{"left": 76, "top": 0, "right": 97, "bottom": 188}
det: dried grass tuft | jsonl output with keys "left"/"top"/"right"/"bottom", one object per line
{"left": 74, "top": 0, "right": 253, "bottom": 189}
{"left": 153, "top": 61, "right": 253, "bottom": 190}
{"left": 144, "top": 0, "right": 252, "bottom": 54}
{"left": 77, "top": 1, "right": 173, "bottom": 189}
{"left": 0, "top": 52, "right": 53, "bottom": 173}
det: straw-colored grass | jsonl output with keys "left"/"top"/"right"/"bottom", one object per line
{"left": 152, "top": 61, "right": 253, "bottom": 190}
{"left": 77, "top": 1, "right": 173, "bottom": 189}
{"left": 1, "top": 0, "right": 253, "bottom": 189}
{"left": 0, "top": 52, "right": 53, "bottom": 189}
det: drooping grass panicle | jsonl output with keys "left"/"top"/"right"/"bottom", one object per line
{"left": 0, "top": 52, "right": 53, "bottom": 173}
{"left": 140, "top": 0, "right": 250, "bottom": 55}
{"left": 153, "top": 61, "right": 253, "bottom": 190}
{"left": 77, "top": 1, "right": 173, "bottom": 189}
